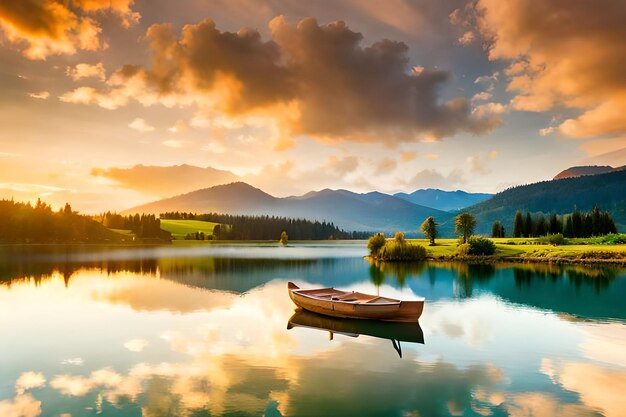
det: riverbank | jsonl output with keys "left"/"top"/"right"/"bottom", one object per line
{"left": 408, "top": 238, "right": 626, "bottom": 265}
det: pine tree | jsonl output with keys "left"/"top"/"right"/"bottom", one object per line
{"left": 513, "top": 211, "right": 524, "bottom": 238}
{"left": 525, "top": 212, "right": 533, "bottom": 237}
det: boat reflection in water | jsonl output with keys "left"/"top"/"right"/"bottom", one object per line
{"left": 287, "top": 308, "right": 424, "bottom": 358}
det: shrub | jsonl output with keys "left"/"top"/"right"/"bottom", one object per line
{"left": 377, "top": 241, "right": 426, "bottom": 261}
{"left": 468, "top": 236, "right": 497, "bottom": 255}
{"left": 394, "top": 231, "right": 406, "bottom": 244}
{"left": 595, "top": 233, "right": 626, "bottom": 245}
{"left": 456, "top": 243, "right": 471, "bottom": 256}
{"left": 367, "top": 233, "right": 386, "bottom": 255}
{"left": 456, "top": 236, "right": 496, "bottom": 256}
{"left": 538, "top": 233, "right": 566, "bottom": 246}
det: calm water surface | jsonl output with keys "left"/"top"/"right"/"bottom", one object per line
{"left": 1, "top": 243, "right": 625, "bottom": 417}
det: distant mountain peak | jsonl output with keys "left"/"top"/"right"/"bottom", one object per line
{"left": 394, "top": 188, "right": 492, "bottom": 212}
{"left": 553, "top": 165, "right": 620, "bottom": 180}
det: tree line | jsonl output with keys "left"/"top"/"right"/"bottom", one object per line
{"left": 510, "top": 206, "right": 616, "bottom": 238}
{"left": 418, "top": 206, "right": 618, "bottom": 245}
{"left": 160, "top": 211, "right": 370, "bottom": 240}
{"left": 0, "top": 199, "right": 120, "bottom": 244}
{"left": 97, "top": 212, "right": 170, "bottom": 240}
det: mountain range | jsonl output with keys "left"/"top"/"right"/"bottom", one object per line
{"left": 125, "top": 182, "right": 455, "bottom": 234}
{"left": 124, "top": 164, "right": 626, "bottom": 236}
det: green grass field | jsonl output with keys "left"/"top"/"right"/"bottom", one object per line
{"left": 407, "top": 237, "right": 626, "bottom": 261}
{"left": 160, "top": 219, "right": 220, "bottom": 240}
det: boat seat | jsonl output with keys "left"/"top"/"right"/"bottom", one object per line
{"left": 366, "top": 297, "right": 396, "bottom": 304}
{"left": 311, "top": 292, "right": 337, "bottom": 298}
{"left": 332, "top": 296, "right": 358, "bottom": 302}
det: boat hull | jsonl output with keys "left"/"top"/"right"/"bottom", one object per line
{"left": 288, "top": 283, "right": 424, "bottom": 322}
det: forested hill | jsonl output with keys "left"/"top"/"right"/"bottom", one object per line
{"left": 467, "top": 170, "right": 626, "bottom": 234}
{"left": 0, "top": 199, "right": 126, "bottom": 244}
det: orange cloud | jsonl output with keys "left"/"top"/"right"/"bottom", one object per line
{"left": 0, "top": 0, "right": 138, "bottom": 59}
{"left": 90, "top": 164, "right": 239, "bottom": 197}
{"left": 579, "top": 136, "right": 626, "bottom": 157}
{"left": 66, "top": 62, "right": 105, "bottom": 81}
{"left": 456, "top": 0, "right": 626, "bottom": 139}
{"left": 60, "top": 16, "right": 501, "bottom": 146}
{"left": 400, "top": 151, "right": 417, "bottom": 162}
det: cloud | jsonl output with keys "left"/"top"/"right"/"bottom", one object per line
{"left": 400, "top": 151, "right": 416, "bottom": 162}
{"left": 0, "top": 182, "right": 71, "bottom": 193}
{"left": 90, "top": 164, "right": 239, "bottom": 197}
{"left": 0, "top": 394, "right": 42, "bottom": 417}
{"left": 51, "top": 367, "right": 142, "bottom": 403}
{"left": 60, "top": 16, "right": 501, "bottom": 145}
{"left": 374, "top": 158, "right": 397, "bottom": 175}
{"left": 539, "top": 359, "right": 626, "bottom": 417}
{"left": 168, "top": 119, "right": 188, "bottom": 133}
{"left": 539, "top": 126, "right": 556, "bottom": 137}
{"left": 66, "top": 62, "right": 105, "bottom": 81}
{"left": 61, "top": 358, "right": 84, "bottom": 366}
{"left": 28, "top": 91, "right": 49, "bottom": 100}
{"left": 505, "top": 392, "right": 599, "bottom": 417}
{"left": 467, "top": 153, "right": 494, "bottom": 175}
{"left": 124, "top": 338, "right": 148, "bottom": 352}
{"left": 15, "top": 372, "right": 46, "bottom": 395}
{"left": 128, "top": 118, "right": 154, "bottom": 133}
{"left": 458, "top": 31, "right": 474, "bottom": 45}
{"left": 472, "top": 92, "right": 492, "bottom": 102}
{"left": 457, "top": 0, "right": 626, "bottom": 139}
{"left": 423, "top": 153, "right": 439, "bottom": 160}
{"left": 327, "top": 155, "right": 359, "bottom": 176}
{"left": 405, "top": 168, "right": 465, "bottom": 190}
{"left": 0, "top": 0, "right": 139, "bottom": 59}
{"left": 162, "top": 139, "right": 186, "bottom": 148}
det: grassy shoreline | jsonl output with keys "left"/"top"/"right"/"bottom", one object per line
{"left": 407, "top": 238, "right": 626, "bottom": 265}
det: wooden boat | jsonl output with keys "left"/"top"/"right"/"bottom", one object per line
{"left": 287, "top": 282, "right": 424, "bottom": 322}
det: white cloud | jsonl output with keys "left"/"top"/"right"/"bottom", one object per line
{"left": 201, "top": 141, "right": 227, "bottom": 154}
{"left": 28, "top": 91, "right": 49, "bottom": 100}
{"left": 61, "top": 358, "right": 84, "bottom": 366}
{"left": 539, "top": 126, "right": 556, "bottom": 136}
{"left": 162, "top": 139, "right": 186, "bottom": 148}
{"left": 128, "top": 118, "right": 155, "bottom": 133}
{"left": 124, "top": 338, "right": 148, "bottom": 353}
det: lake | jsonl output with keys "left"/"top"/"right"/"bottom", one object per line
{"left": 1, "top": 243, "right": 625, "bottom": 417}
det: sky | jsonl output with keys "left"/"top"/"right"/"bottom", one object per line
{"left": 1, "top": 0, "right": 625, "bottom": 213}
